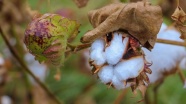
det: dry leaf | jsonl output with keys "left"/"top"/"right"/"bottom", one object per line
{"left": 172, "top": 6, "right": 186, "bottom": 24}
{"left": 81, "top": 1, "right": 162, "bottom": 50}
{"left": 171, "top": 6, "right": 186, "bottom": 39}
{"left": 73, "top": 0, "right": 89, "bottom": 8}
{"left": 159, "top": 0, "right": 186, "bottom": 18}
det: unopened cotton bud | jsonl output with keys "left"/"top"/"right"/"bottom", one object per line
{"left": 24, "top": 13, "right": 80, "bottom": 66}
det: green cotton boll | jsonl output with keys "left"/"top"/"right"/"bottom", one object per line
{"left": 24, "top": 13, "right": 80, "bottom": 66}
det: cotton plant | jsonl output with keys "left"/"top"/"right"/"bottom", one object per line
{"left": 142, "top": 23, "right": 186, "bottom": 84}
{"left": 89, "top": 32, "right": 152, "bottom": 93}
{"left": 80, "top": 1, "right": 163, "bottom": 94}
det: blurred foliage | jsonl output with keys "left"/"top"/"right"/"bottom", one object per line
{"left": 0, "top": 0, "right": 185, "bottom": 104}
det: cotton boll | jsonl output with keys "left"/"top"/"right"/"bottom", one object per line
{"left": 98, "top": 65, "right": 114, "bottom": 84}
{"left": 114, "top": 56, "right": 144, "bottom": 81}
{"left": 112, "top": 76, "right": 130, "bottom": 90}
{"left": 105, "top": 33, "right": 129, "bottom": 65}
{"left": 90, "top": 39, "right": 106, "bottom": 65}
{"left": 143, "top": 23, "right": 186, "bottom": 83}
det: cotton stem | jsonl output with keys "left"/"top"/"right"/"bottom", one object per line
{"left": 156, "top": 39, "right": 186, "bottom": 47}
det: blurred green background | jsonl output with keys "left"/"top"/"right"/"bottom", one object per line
{"left": 0, "top": 0, "right": 186, "bottom": 104}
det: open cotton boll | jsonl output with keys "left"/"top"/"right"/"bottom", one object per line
{"left": 112, "top": 76, "right": 130, "bottom": 90}
{"left": 114, "top": 56, "right": 144, "bottom": 81}
{"left": 90, "top": 39, "right": 106, "bottom": 65}
{"left": 105, "top": 33, "right": 129, "bottom": 65}
{"left": 98, "top": 65, "right": 114, "bottom": 84}
{"left": 143, "top": 23, "right": 186, "bottom": 83}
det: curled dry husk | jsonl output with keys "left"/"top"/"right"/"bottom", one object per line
{"left": 81, "top": 1, "right": 163, "bottom": 50}
{"left": 24, "top": 13, "right": 80, "bottom": 66}
{"left": 171, "top": 6, "right": 186, "bottom": 39}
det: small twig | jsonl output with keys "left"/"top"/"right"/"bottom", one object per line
{"left": 0, "top": 27, "right": 62, "bottom": 104}
{"left": 67, "top": 43, "right": 91, "bottom": 53}
{"left": 177, "top": 0, "right": 180, "bottom": 6}
{"left": 114, "top": 89, "right": 128, "bottom": 104}
{"left": 177, "top": 68, "right": 185, "bottom": 84}
{"left": 156, "top": 39, "right": 186, "bottom": 47}
{"left": 48, "top": 0, "right": 51, "bottom": 12}
{"left": 144, "top": 89, "right": 150, "bottom": 104}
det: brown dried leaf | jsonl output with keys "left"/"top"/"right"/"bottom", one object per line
{"left": 73, "top": 0, "right": 89, "bottom": 8}
{"left": 171, "top": 6, "right": 186, "bottom": 39}
{"left": 172, "top": 6, "right": 186, "bottom": 24}
{"left": 81, "top": 2, "right": 163, "bottom": 50}
{"left": 177, "top": 25, "right": 186, "bottom": 39}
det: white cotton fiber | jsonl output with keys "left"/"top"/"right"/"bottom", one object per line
{"left": 112, "top": 76, "right": 130, "bottom": 90}
{"left": 24, "top": 53, "right": 47, "bottom": 84}
{"left": 179, "top": 57, "right": 186, "bottom": 70}
{"left": 98, "top": 65, "right": 114, "bottom": 84}
{"left": 159, "top": 23, "right": 167, "bottom": 33}
{"left": 143, "top": 23, "right": 186, "bottom": 83}
{"left": 0, "top": 56, "right": 4, "bottom": 65}
{"left": 90, "top": 39, "right": 106, "bottom": 65}
{"left": 114, "top": 56, "right": 144, "bottom": 81}
{"left": 105, "top": 33, "right": 129, "bottom": 65}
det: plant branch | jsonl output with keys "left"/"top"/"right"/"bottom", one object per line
{"left": 177, "top": 0, "right": 180, "bottom": 6}
{"left": 66, "top": 38, "right": 186, "bottom": 53}
{"left": 114, "top": 89, "right": 128, "bottom": 104}
{"left": 0, "top": 27, "right": 62, "bottom": 104}
{"left": 177, "top": 68, "right": 185, "bottom": 84}
{"left": 67, "top": 43, "right": 91, "bottom": 53}
{"left": 156, "top": 39, "right": 186, "bottom": 47}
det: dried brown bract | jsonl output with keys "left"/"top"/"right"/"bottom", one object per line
{"left": 172, "top": 6, "right": 186, "bottom": 39}
{"left": 73, "top": 0, "right": 89, "bottom": 8}
{"left": 81, "top": 1, "right": 163, "bottom": 50}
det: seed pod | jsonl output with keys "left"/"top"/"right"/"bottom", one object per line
{"left": 24, "top": 13, "right": 80, "bottom": 66}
